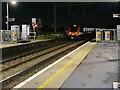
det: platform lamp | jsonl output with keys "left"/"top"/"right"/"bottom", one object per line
{"left": 6, "top": 0, "right": 16, "bottom": 30}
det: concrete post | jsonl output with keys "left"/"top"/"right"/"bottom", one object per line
{"left": 0, "top": 1, "right": 2, "bottom": 29}
{"left": 117, "top": 25, "right": 120, "bottom": 81}
{"left": 117, "top": 25, "right": 120, "bottom": 42}
{"left": 54, "top": 4, "right": 57, "bottom": 33}
{"left": 0, "top": 2, "right": 2, "bottom": 89}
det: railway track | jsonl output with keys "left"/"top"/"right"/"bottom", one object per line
{"left": 0, "top": 40, "right": 86, "bottom": 89}
{"left": 1, "top": 39, "right": 70, "bottom": 63}
{"left": 1, "top": 41, "right": 74, "bottom": 73}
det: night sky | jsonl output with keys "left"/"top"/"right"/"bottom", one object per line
{"left": 2, "top": 2, "right": 120, "bottom": 30}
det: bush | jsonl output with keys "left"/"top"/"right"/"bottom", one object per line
{"left": 36, "top": 32, "right": 66, "bottom": 40}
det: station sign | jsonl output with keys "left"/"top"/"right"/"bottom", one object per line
{"left": 113, "top": 14, "right": 120, "bottom": 18}
{"left": 8, "top": 18, "right": 15, "bottom": 22}
{"left": 96, "top": 31, "right": 101, "bottom": 42}
{"left": 105, "top": 31, "right": 110, "bottom": 41}
{"left": 83, "top": 27, "right": 95, "bottom": 32}
{"left": 32, "top": 18, "right": 37, "bottom": 26}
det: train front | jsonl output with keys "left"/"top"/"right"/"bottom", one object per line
{"left": 67, "top": 24, "right": 81, "bottom": 40}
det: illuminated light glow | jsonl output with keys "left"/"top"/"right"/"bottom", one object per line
{"left": 73, "top": 25, "right": 77, "bottom": 27}
{"left": 69, "top": 32, "right": 71, "bottom": 35}
{"left": 33, "top": 26, "right": 36, "bottom": 28}
{"left": 35, "top": 25, "right": 38, "bottom": 27}
{"left": 11, "top": 1, "right": 16, "bottom": 5}
{"left": 72, "top": 34, "right": 74, "bottom": 36}
{"left": 75, "top": 32, "right": 77, "bottom": 35}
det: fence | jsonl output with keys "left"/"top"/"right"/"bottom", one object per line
{"left": 0, "top": 30, "right": 36, "bottom": 43}
{"left": 0, "top": 30, "right": 12, "bottom": 43}
{"left": 21, "top": 31, "right": 36, "bottom": 40}
{"left": 27, "top": 32, "right": 36, "bottom": 40}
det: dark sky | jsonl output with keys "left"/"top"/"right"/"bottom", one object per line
{"left": 2, "top": 2, "right": 120, "bottom": 29}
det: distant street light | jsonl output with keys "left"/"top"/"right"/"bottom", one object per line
{"left": 6, "top": 1, "right": 17, "bottom": 30}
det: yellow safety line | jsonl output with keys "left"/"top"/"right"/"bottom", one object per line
{"left": 37, "top": 42, "right": 95, "bottom": 90}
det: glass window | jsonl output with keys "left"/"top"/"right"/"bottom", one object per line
{"left": 70, "top": 25, "right": 78, "bottom": 32}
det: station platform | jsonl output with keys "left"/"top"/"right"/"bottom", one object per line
{"left": 0, "top": 39, "right": 52, "bottom": 62}
{"left": 0, "top": 40, "right": 49, "bottom": 49}
{"left": 13, "top": 41, "right": 119, "bottom": 89}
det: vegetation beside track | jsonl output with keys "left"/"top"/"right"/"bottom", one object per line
{"left": 36, "top": 32, "right": 66, "bottom": 40}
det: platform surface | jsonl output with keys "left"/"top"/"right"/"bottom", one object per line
{"left": 0, "top": 39, "right": 50, "bottom": 49}
{"left": 61, "top": 42, "right": 119, "bottom": 88}
{"left": 13, "top": 42, "right": 119, "bottom": 89}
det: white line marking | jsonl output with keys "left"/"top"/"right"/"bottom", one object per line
{"left": 12, "top": 41, "right": 90, "bottom": 89}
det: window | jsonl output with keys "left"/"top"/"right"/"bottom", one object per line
{"left": 70, "top": 25, "right": 78, "bottom": 32}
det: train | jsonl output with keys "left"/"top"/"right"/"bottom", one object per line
{"left": 67, "top": 24, "right": 83, "bottom": 40}
{"left": 66, "top": 24, "right": 95, "bottom": 40}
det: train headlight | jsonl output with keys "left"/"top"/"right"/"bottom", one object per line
{"left": 75, "top": 32, "right": 77, "bottom": 35}
{"left": 69, "top": 32, "right": 71, "bottom": 35}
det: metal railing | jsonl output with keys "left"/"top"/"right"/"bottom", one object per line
{"left": 28, "top": 32, "right": 36, "bottom": 40}
{"left": 0, "top": 30, "right": 37, "bottom": 43}
{"left": 0, "top": 30, "right": 12, "bottom": 43}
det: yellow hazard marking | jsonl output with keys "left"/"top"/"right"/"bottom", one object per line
{"left": 37, "top": 42, "right": 96, "bottom": 90}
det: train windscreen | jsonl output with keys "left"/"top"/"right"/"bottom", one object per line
{"left": 70, "top": 25, "right": 78, "bottom": 32}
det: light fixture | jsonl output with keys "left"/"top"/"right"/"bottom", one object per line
{"left": 73, "top": 25, "right": 77, "bottom": 27}
{"left": 11, "top": 1, "right": 16, "bottom": 5}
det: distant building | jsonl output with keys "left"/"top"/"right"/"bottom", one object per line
{"left": 0, "top": 1, "right": 2, "bottom": 29}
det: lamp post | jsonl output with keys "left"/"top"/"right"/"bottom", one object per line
{"left": 6, "top": 2, "right": 9, "bottom": 30}
{"left": 6, "top": 1, "right": 16, "bottom": 30}
{"left": 54, "top": 4, "right": 56, "bottom": 33}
